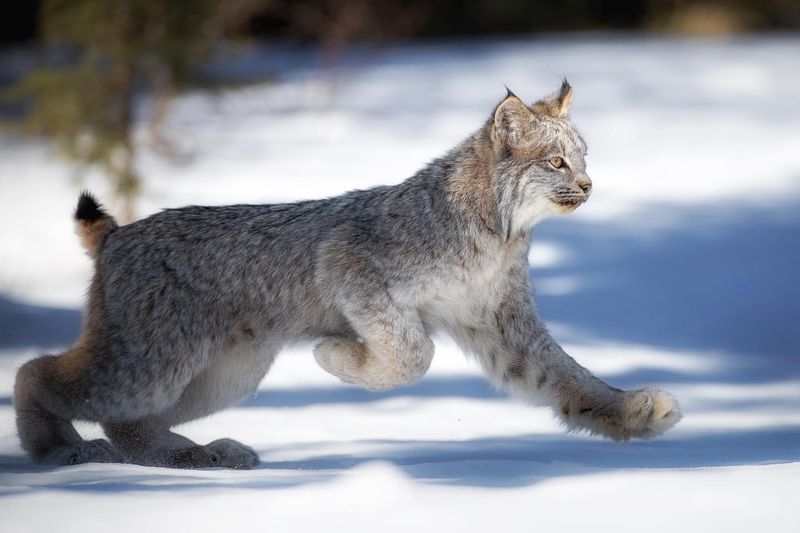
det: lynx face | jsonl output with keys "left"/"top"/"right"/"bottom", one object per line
{"left": 490, "top": 82, "right": 592, "bottom": 234}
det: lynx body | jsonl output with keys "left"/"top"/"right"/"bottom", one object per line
{"left": 14, "top": 83, "right": 681, "bottom": 468}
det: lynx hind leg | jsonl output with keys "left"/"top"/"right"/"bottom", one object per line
{"left": 158, "top": 343, "right": 277, "bottom": 427}
{"left": 105, "top": 345, "right": 277, "bottom": 469}
{"left": 14, "top": 354, "right": 124, "bottom": 465}
{"left": 104, "top": 420, "right": 259, "bottom": 469}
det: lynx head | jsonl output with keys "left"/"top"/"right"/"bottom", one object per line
{"left": 488, "top": 80, "right": 591, "bottom": 236}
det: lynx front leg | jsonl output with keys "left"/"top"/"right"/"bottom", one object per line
{"left": 313, "top": 280, "right": 434, "bottom": 391}
{"left": 314, "top": 237, "right": 435, "bottom": 392}
{"left": 314, "top": 305, "right": 434, "bottom": 392}
{"left": 315, "top": 333, "right": 433, "bottom": 392}
{"left": 454, "top": 293, "right": 681, "bottom": 440}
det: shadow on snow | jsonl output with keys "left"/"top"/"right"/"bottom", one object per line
{"left": 0, "top": 427, "right": 798, "bottom": 493}
{"left": 0, "top": 200, "right": 798, "bottom": 487}
{"left": 0, "top": 295, "right": 81, "bottom": 352}
{"left": 532, "top": 200, "right": 800, "bottom": 385}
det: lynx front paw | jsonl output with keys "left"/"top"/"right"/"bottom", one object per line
{"left": 621, "top": 387, "right": 682, "bottom": 439}
{"left": 313, "top": 337, "right": 364, "bottom": 384}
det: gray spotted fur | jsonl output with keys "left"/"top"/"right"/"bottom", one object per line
{"left": 14, "top": 82, "right": 681, "bottom": 468}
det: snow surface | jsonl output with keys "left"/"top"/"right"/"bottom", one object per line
{"left": 1, "top": 35, "right": 799, "bottom": 532}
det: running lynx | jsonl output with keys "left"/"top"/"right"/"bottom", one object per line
{"left": 14, "top": 82, "right": 681, "bottom": 468}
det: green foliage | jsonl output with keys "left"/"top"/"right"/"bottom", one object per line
{"left": 8, "top": 59, "right": 139, "bottom": 206}
{"left": 4, "top": 0, "right": 266, "bottom": 221}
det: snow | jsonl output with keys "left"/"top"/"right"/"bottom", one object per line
{"left": 1, "top": 35, "right": 799, "bottom": 532}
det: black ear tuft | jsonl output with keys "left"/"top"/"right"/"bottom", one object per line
{"left": 559, "top": 78, "right": 572, "bottom": 98}
{"left": 75, "top": 191, "right": 107, "bottom": 223}
{"left": 504, "top": 85, "right": 518, "bottom": 99}
{"left": 531, "top": 79, "right": 574, "bottom": 118}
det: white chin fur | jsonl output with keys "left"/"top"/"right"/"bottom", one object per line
{"left": 550, "top": 200, "right": 581, "bottom": 215}
{"left": 511, "top": 197, "right": 557, "bottom": 234}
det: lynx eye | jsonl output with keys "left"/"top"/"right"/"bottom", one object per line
{"left": 549, "top": 156, "right": 564, "bottom": 169}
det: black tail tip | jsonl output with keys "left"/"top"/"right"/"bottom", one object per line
{"left": 75, "top": 191, "right": 106, "bottom": 223}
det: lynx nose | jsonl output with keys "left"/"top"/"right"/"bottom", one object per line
{"left": 576, "top": 175, "right": 592, "bottom": 194}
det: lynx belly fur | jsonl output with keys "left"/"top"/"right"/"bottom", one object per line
{"left": 14, "top": 82, "right": 681, "bottom": 468}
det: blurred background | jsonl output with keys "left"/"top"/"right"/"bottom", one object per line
{"left": 0, "top": 0, "right": 799, "bottom": 510}
{"left": 1, "top": 0, "right": 799, "bottom": 221}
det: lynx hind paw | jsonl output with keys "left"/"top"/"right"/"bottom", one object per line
{"left": 205, "top": 439, "right": 260, "bottom": 469}
{"left": 622, "top": 387, "right": 682, "bottom": 439}
{"left": 41, "top": 439, "right": 125, "bottom": 466}
{"left": 169, "top": 440, "right": 260, "bottom": 469}
{"left": 169, "top": 445, "right": 222, "bottom": 469}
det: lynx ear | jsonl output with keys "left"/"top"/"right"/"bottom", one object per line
{"left": 532, "top": 79, "right": 573, "bottom": 118}
{"left": 492, "top": 89, "right": 533, "bottom": 148}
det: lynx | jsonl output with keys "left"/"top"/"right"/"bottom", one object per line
{"left": 14, "top": 82, "right": 681, "bottom": 468}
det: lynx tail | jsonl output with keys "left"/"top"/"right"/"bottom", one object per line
{"left": 74, "top": 191, "right": 118, "bottom": 259}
